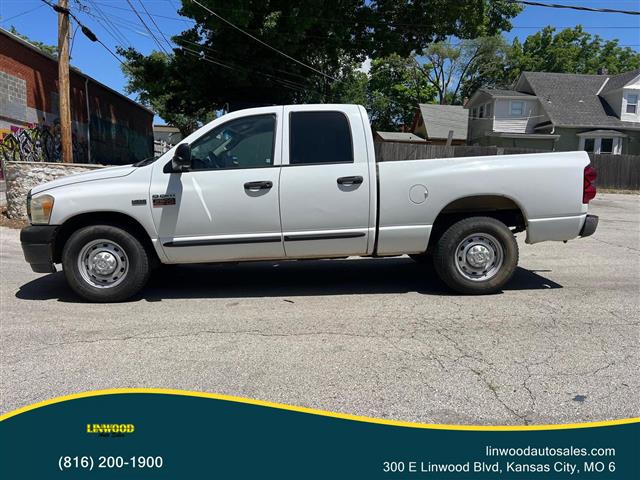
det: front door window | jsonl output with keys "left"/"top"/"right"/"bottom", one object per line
{"left": 190, "top": 114, "right": 276, "bottom": 170}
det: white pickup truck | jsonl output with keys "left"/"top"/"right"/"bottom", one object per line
{"left": 21, "top": 104, "right": 598, "bottom": 302}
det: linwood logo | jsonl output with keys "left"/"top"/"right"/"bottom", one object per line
{"left": 86, "top": 424, "right": 135, "bottom": 437}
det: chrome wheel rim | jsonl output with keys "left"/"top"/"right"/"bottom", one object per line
{"left": 77, "top": 239, "right": 129, "bottom": 288}
{"left": 454, "top": 233, "right": 504, "bottom": 282}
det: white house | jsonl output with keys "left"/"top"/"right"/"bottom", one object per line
{"left": 465, "top": 69, "right": 640, "bottom": 154}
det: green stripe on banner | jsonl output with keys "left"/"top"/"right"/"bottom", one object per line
{"left": 1, "top": 390, "right": 638, "bottom": 478}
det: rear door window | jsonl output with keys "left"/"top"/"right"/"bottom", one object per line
{"left": 289, "top": 111, "right": 353, "bottom": 165}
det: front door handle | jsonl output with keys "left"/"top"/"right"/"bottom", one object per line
{"left": 337, "top": 176, "right": 363, "bottom": 185}
{"left": 244, "top": 181, "right": 273, "bottom": 190}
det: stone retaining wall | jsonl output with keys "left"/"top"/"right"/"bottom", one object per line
{"left": 4, "top": 161, "right": 104, "bottom": 219}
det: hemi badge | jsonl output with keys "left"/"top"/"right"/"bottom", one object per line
{"left": 131, "top": 199, "right": 147, "bottom": 206}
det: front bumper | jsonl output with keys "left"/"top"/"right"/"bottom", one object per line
{"left": 20, "top": 225, "right": 58, "bottom": 273}
{"left": 580, "top": 214, "right": 598, "bottom": 238}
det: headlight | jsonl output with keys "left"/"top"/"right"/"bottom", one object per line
{"left": 30, "top": 194, "right": 55, "bottom": 225}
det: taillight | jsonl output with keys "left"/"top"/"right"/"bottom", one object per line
{"left": 583, "top": 165, "right": 597, "bottom": 204}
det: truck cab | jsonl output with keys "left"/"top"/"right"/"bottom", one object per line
{"left": 151, "top": 104, "right": 376, "bottom": 264}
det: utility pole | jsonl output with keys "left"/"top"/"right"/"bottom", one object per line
{"left": 57, "top": 0, "right": 73, "bottom": 163}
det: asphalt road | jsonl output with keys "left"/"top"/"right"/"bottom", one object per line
{"left": 1, "top": 193, "right": 638, "bottom": 425}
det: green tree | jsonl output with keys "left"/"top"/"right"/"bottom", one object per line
{"left": 463, "top": 26, "right": 640, "bottom": 96}
{"left": 120, "top": 1, "right": 521, "bottom": 132}
{"left": 328, "top": 65, "right": 369, "bottom": 106}
{"left": 366, "top": 55, "right": 436, "bottom": 130}
{"left": 120, "top": 50, "right": 217, "bottom": 136}
{"left": 506, "top": 26, "right": 640, "bottom": 81}
{"left": 417, "top": 37, "right": 508, "bottom": 105}
{"left": 9, "top": 26, "right": 57, "bottom": 57}
{"left": 366, "top": 0, "right": 520, "bottom": 56}
{"left": 327, "top": 56, "right": 436, "bottom": 131}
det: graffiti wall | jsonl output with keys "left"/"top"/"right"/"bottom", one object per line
{"left": 0, "top": 116, "right": 152, "bottom": 171}
{"left": 0, "top": 121, "right": 88, "bottom": 164}
{"left": 1, "top": 35, "right": 153, "bottom": 176}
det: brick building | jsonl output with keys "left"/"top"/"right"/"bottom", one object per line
{"left": 0, "top": 27, "right": 153, "bottom": 166}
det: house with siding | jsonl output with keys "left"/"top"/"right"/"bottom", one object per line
{"left": 465, "top": 70, "right": 640, "bottom": 154}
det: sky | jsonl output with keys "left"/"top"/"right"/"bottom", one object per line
{"left": 1, "top": 0, "right": 639, "bottom": 121}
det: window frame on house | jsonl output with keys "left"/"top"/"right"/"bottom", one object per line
{"left": 485, "top": 102, "right": 493, "bottom": 118}
{"left": 599, "top": 138, "right": 614, "bottom": 154}
{"left": 578, "top": 132, "right": 625, "bottom": 155}
{"left": 583, "top": 138, "right": 595, "bottom": 153}
{"left": 509, "top": 100, "right": 524, "bottom": 117}
{"left": 626, "top": 93, "right": 638, "bottom": 114}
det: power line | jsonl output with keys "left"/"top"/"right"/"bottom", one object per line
{"left": 38, "top": 0, "right": 128, "bottom": 68}
{"left": 175, "top": 41, "right": 315, "bottom": 93}
{"left": 180, "top": 48, "right": 311, "bottom": 93}
{"left": 69, "top": 22, "right": 80, "bottom": 55}
{"left": 75, "top": 7, "right": 147, "bottom": 38}
{"left": 73, "top": 10, "right": 309, "bottom": 90}
{"left": 96, "top": 38, "right": 127, "bottom": 67}
{"left": 0, "top": 4, "right": 45, "bottom": 24}
{"left": 125, "top": 0, "right": 169, "bottom": 54}
{"left": 68, "top": 7, "right": 306, "bottom": 90}
{"left": 91, "top": 2, "right": 640, "bottom": 49}
{"left": 93, "top": 2, "right": 195, "bottom": 24}
{"left": 86, "top": 0, "right": 132, "bottom": 48}
{"left": 512, "top": 1, "right": 640, "bottom": 15}
{"left": 80, "top": 8, "right": 317, "bottom": 91}
{"left": 136, "top": 0, "right": 174, "bottom": 51}
{"left": 188, "top": 0, "right": 337, "bottom": 81}
{"left": 83, "top": 0, "right": 131, "bottom": 46}
{"left": 94, "top": 2, "right": 640, "bottom": 28}
{"left": 177, "top": 37, "right": 310, "bottom": 84}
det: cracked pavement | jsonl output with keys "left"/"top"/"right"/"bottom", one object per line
{"left": 1, "top": 193, "right": 638, "bottom": 425}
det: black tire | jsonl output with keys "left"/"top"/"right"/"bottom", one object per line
{"left": 62, "top": 225, "right": 151, "bottom": 302}
{"left": 433, "top": 216, "right": 518, "bottom": 295}
{"left": 409, "top": 253, "right": 431, "bottom": 263}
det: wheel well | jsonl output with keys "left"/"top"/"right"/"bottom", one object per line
{"left": 53, "top": 212, "right": 159, "bottom": 265}
{"left": 426, "top": 195, "right": 526, "bottom": 252}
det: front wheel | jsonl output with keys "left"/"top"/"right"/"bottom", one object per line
{"left": 62, "top": 225, "right": 151, "bottom": 302}
{"left": 433, "top": 217, "right": 518, "bottom": 295}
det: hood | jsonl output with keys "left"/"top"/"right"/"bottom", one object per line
{"left": 31, "top": 165, "right": 137, "bottom": 195}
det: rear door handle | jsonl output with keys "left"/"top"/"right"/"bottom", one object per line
{"left": 244, "top": 181, "right": 273, "bottom": 190}
{"left": 337, "top": 176, "right": 363, "bottom": 185}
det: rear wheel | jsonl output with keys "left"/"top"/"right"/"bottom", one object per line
{"left": 62, "top": 225, "right": 151, "bottom": 302}
{"left": 433, "top": 217, "right": 518, "bottom": 294}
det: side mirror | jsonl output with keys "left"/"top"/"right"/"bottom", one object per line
{"left": 172, "top": 143, "right": 191, "bottom": 172}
